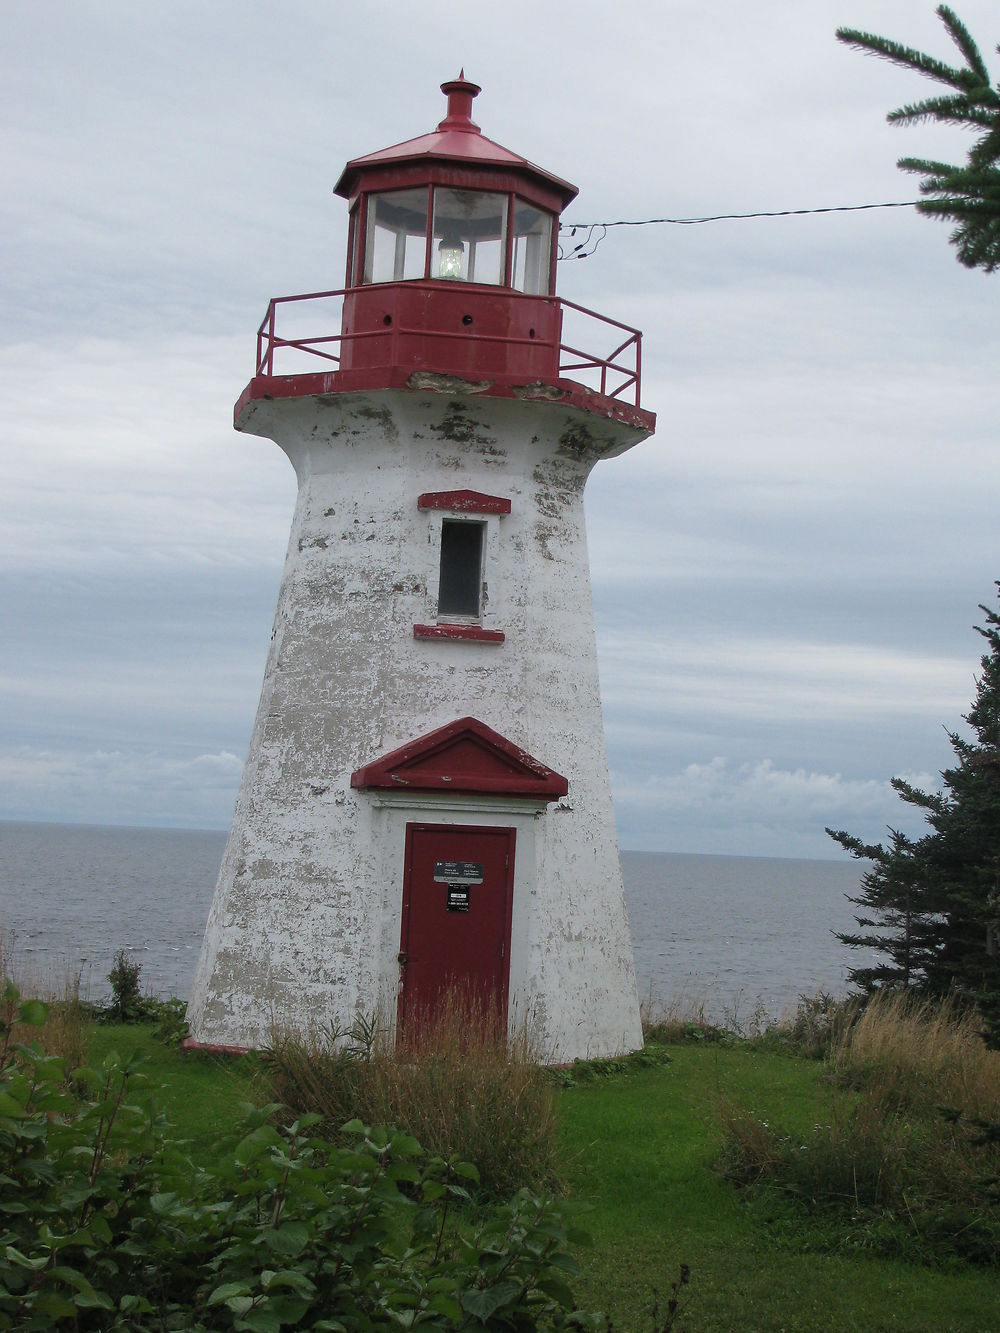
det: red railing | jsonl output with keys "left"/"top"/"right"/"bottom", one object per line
{"left": 252, "top": 285, "right": 643, "bottom": 407}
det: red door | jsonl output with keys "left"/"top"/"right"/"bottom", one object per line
{"left": 398, "top": 823, "right": 515, "bottom": 1040}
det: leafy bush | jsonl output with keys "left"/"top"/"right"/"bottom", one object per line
{"left": 265, "top": 993, "right": 560, "bottom": 1199}
{"left": 719, "top": 992, "right": 1000, "bottom": 1266}
{"left": 0, "top": 981, "right": 601, "bottom": 1329}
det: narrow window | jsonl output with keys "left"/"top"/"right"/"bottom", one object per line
{"left": 438, "top": 520, "right": 484, "bottom": 616}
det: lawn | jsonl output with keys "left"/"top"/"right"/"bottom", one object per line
{"left": 82, "top": 1025, "right": 998, "bottom": 1331}
{"left": 559, "top": 1045, "right": 998, "bottom": 1332}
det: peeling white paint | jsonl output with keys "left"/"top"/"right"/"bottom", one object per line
{"left": 187, "top": 389, "right": 651, "bottom": 1061}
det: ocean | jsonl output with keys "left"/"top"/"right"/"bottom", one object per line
{"left": 0, "top": 819, "right": 874, "bottom": 1024}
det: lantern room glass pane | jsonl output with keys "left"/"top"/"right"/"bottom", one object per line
{"left": 347, "top": 204, "right": 360, "bottom": 287}
{"left": 431, "top": 189, "right": 507, "bottom": 285}
{"left": 363, "top": 188, "right": 429, "bottom": 284}
{"left": 511, "top": 203, "right": 553, "bottom": 294}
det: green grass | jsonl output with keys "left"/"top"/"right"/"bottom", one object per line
{"left": 83, "top": 1025, "right": 998, "bottom": 1331}
{"left": 559, "top": 1045, "right": 999, "bottom": 1331}
{"left": 86, "top": 1023, "right": 259, "bottom": 1165}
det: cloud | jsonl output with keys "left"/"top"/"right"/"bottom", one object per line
{"left": 0, "top": 335, "right": 295, "bottom": 575}
{"left": 600, "top": 632, "right": 972, "bottom": 724}
{"left": 612, "top": 755, "right": 939, "bottom": 857}
{"left": 0, "top": 745, "right": 243, "bottom": 829}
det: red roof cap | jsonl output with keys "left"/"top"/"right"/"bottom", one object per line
{"left": 437, "top": 72, "right": 482, "bottom": 133}
{"left": 334, "top": 76, "right": 578, "bottom": 210}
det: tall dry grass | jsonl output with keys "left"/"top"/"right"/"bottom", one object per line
{"left": 0, "top": 931, "right": 89, "bottom": 1070}
{"left": 832, "top": 989, "right": 1000, "bottom": 1120}
{"left": 265, "top": 991, "right": 559, "bottom": 1198}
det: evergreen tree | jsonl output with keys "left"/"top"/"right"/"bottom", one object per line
{"left": 826, "top": 824, "right": 944, "bottom": 992}
{"left": 836, "top": 5, "right": 1000, "bottom": 272}
{"left": 827, "top": 586, "right": 1000, "bottom": 1042}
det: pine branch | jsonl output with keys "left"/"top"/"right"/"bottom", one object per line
{"left": 890, "top": 777, "right": 945, "bottom": 813}
{"left": 836, "top": 25, "right": 975, "bottom": 92}
{"left": 838, "top": 7, "right": 999, "bottom": 272}
{"left": 938, "top": 4, "right": 991, "bottom": 85}
{"left": 888, "top": 95, "right": 999, "bottom": 130}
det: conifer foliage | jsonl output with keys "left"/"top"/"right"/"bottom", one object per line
{"left": 828, "top": 586, "right": 1000, "bottom": 1042}
{"left": 836, "top": 5, "right": 1000, "bottom": 271}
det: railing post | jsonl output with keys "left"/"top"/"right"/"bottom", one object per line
{"left": 267, "top": 302, "right": 276, "bottom": 377}
{"left": 634, "top": 334, "right": 641, "bottom": 407}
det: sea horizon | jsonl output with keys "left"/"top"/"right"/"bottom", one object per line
{"left": 1, "top": 818, "right": 872, "bottom": 1019}
{"left": 0, "top": 814, "right": 856, "bottom": 866}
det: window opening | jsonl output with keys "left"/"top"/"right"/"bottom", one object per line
{"left": 438, "top": 520, "right": 485, "bottom": 616}
{"left": 511, "top": 203, "right": 553, "bottom": 294}
{"left": 431, "top": 189, "right": 507, "bottom": 285}
{"left": 363, "top": 188, "right": 429, "bottom": 284}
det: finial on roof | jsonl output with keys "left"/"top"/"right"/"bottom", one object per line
{"left": 438, "top": 73, "right": 482, "bottom": 134}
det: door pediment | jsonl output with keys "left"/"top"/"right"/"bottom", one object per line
{"left": 350, "top": 716, "right": 568, "bottom": 801}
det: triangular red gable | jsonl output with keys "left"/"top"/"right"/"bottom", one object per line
{"left": 350, "top": 716, "right": 568, "bottom": 800}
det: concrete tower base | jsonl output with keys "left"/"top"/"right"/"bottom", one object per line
{"left": 187, "top": 384, "right": 648, "bottom": 1062}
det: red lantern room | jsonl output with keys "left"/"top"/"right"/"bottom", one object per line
{"left": 237, "top": 76, "right": 652, "bottom": 432}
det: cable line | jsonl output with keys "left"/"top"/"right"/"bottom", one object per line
{"left": 557, "top": 200, "right": 920, "bottom": 260}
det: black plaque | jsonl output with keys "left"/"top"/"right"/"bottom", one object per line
{"left": 446, "top": 887, "right": 471, "bottom": 913}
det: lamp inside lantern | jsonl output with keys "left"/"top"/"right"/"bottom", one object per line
{"left": 437, "top": 234, "right": 466, "bottom": 280}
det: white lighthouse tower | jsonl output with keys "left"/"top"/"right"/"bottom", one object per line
{"left": 187, "top": 76, "right": 656, "bottom": 1061}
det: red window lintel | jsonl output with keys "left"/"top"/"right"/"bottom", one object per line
{"left": 418, "top": 489, "right": 511, "bottom": 515}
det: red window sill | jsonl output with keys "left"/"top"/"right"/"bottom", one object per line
{"left": 413, "top": 624, "right": 505, "bottom": 644}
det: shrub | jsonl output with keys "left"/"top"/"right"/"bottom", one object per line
{"left": 0, "top": 980, "right": 600, "bottom": 1330}
{"left": 719, "top": 992, "right": 1000, "bottom": 1266}
{"left": 95, "top": 948, "right": 189, "bottom": 1041}
{"left": 103, "top": 947, "right": 144, "bottom": 1021}
{"left": 265, "top": 991, "right": 560, "bottom": 1198}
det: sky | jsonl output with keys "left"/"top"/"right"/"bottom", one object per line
{"left": 2, "top": 0, "right": 998, "bottom": 858}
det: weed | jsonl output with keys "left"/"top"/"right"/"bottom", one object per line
{"left": 640, "top": 994, "right": 731, "bottom": 1046}
{"left": 0, "top": 932, "right": 89, "bottom": 1068}
{"left": 265, "top": 990, "right": 559, "bottom": 1198}
{"left": 557, "top": 1044, "right": 672, "bottom": 1087}
{"left": 748, "top": 991, "right": 861, "bottom": 1060}
{"left": 832, "top": 989, "right": 1000, "bottom": 1119}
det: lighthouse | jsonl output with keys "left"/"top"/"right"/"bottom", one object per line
{"left": 186, "top": 76, "right": 656, "bottom": 1061}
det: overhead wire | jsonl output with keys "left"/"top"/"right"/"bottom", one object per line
{"left": 556, "top": 199, "right": 921, "bottom": 260}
